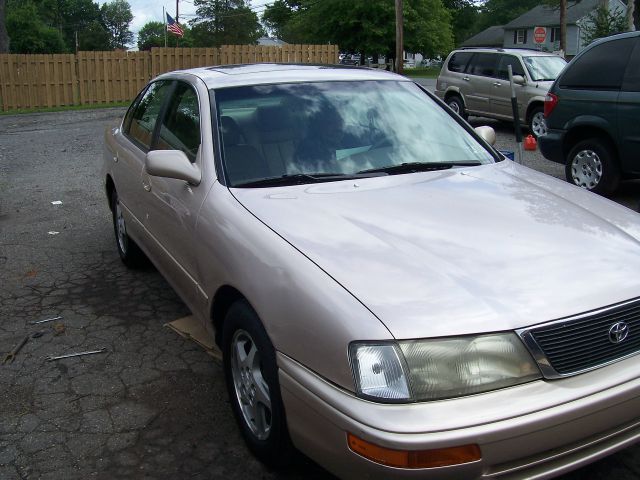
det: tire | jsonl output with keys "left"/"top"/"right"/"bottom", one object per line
{"left": 222, "top": 300, "right": 293, "bottom": 468}
{"left": 565, "top": 138, "right": 620, "bottom": 195}
{"left": 528, "top": 106, "right": 547, "bottom": 138}
{"left": 446, "top": 95, "right": 468, "bottom": 120}
{"left": 110, "top": 189, "right": 145, "bottom": 267}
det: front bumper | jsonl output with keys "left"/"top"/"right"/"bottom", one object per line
{"left": 278, "top": 352, "right": 640, "bottom": 479}
{"left": 538, "top": 128, "right": 566, "bottom": 164}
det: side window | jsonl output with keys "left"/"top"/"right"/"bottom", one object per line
{"left": 496, "top": 55, "right": 526, "bottom": 80}
{"left": 127, "top": 80, "right": 172, "bottom": 150}
{"left": 559, "top": 37, "right": 636, "bottom": 90}
{"left": 467, "top": 53, "right": 497, "bottom": 77}
{"left": 448, "top": 52, "right": 473, "bottom": 73}
{"left": 123, "top": 87, "right": 146, "bottom": 134}
{"left": 156, "top": 82, "right": 201, "bottom": 162}
{"left": 622, "top": 40, "right": 640, "bottom": 92}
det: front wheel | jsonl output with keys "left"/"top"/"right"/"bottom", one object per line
{"left": 565, "top": 138, "right": 619, "bottom": 195}
{"left": 528, "top": 107, "right": 547, "bottom": 138}
{"left": 446, "top": 95, "right": 468, "bottom": 120}
{"left": 222, "top": 301, "right": 293, "bottom": 467}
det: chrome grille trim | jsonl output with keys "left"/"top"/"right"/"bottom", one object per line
{"left": 517, "top": 297, "right": 640, "bottom": 379}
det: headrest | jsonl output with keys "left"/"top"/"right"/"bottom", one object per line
{"left": 220, "top": 116, "right": 243, "bottom": 146}
{"left": 256, "top": 105, "right": 295, "bottom": 134}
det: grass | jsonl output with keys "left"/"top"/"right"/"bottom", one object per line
{"left": 403, "top": 66, "right": 441, "bottom": 78}
{"left": 0, "top": 101, "right": 130, "bottom": 116}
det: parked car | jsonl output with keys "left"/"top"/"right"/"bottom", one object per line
{"left": 435, "top": 48, "right": 567, "bottom": 137}
{"left": 339, "top": 53, "right": 360, "bottom": 66}
{"left": 539, "top": 31, "right": 640, "bottom": 195}
{"left": 104, "top": 64, "right": 640, "bottom": 479}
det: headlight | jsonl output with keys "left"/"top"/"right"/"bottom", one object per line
{"left": 350, "top": 333, "right": 541, "bottom": 402}
{"left": 349, "top": 343, "right": 411, "bottom": 402}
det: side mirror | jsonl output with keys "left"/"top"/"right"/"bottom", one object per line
{"left": 145, "top": 150, "right": 201, "bottom": 186}
{"left": 512, "top": 75, "right": 526, "bottom": 86}
{"left": 474, "top": 126, "right": 496, "bottom": 146}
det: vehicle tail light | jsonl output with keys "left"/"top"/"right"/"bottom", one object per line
{"left": 347, "top": 433, "right": 481, "bottom": 469}
{"left": 544, "top": 93, "right": 558, "bottom": 118}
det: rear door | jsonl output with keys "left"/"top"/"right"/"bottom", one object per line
{"left": 618, "top": 38, "right": 640, "bottom": 174}
{"left": 115, "top": 80, "right": 173, "bottom": 231}
{"left": 464, "top": 53, "right": 498, "bottom": 115}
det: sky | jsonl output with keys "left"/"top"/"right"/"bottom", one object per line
{"left": 97, "top": 0, "right": 273, "bottom": 36}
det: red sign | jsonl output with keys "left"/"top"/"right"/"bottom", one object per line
{"left": 534, "top": 26, "right": 547, "bottom": 44}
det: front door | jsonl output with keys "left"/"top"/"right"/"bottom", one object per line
{"left": 493, "top": 54, "right": 527, "bottom": 120}
{"left": 141, "top": 80, "right": 206, "bottom": 310}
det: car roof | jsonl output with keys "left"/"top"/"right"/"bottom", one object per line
{"left": 156, "top": 63, "right": 408, "bottom": 89}
{"left": 452, "top": 48, "right": 561, "bottom": 57}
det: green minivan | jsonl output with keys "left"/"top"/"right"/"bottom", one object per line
{"left": 540, "top": 31, "right": 640, "bottom": 195}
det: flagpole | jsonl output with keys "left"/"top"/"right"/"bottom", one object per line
{"left": 175, "top": 0, "right": 179, "bottom": 48}
{"left": 163, "top": 6, "right": 167, "bottom": 47}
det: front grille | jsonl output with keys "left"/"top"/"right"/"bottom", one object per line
{"left": 528, "top": 298, "right": 640, "bottom": 375}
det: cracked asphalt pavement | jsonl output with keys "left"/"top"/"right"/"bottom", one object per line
{"left": 1, "top": 107, "right": 639, "bottom": 480}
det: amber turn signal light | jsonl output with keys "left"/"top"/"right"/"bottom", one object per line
{"left": 347, "top": 433, "right": 481, "bottom": 469}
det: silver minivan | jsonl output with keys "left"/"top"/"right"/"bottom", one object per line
{"left": 435, "top": 48, "right": 566, "bottom": 137}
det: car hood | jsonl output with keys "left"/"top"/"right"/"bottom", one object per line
{"left": 231, "top": 162, "right": 640, "bottom": 339}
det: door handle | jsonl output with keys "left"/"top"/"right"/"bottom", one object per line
{"left": 463, "top": 76, "right": 470, "bottom": 81}
{"left": 493, "top": 82, "right": 502, "bottom": 87}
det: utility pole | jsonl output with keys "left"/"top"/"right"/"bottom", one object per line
{"left": 395, "top": 0, "right": 403, "bottom": 74}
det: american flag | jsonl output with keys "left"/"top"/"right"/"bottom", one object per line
{"left": 166, "top": 13, "right": 184, "bottom": 37}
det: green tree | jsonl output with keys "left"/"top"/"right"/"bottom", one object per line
{"left": 79, "top": 19, "right": 111, "bottom": 50}
{"left": 137, "top": 20, "right": 194, "bottom": 50}
{"left": 474, "top": 0, "right": 539, "bottom": 33}
{"left": 101, "top": 0, "right": 133, "bottom": 49}
{"left": 190, "top": 0, "right": 263, "bottom": 47}
{"left": 580, "top": 5, "right": 627, "bottom": 44}
{"left": 265, "top": 0, "right": 453, "bottom": 60}
{"left": 262, "top": 0, "right": 303, "bottom": 43}
{"left": 6, "top": 0, "right": 66, "bottom": 53}
{"left": 0, "top": 0, "right": 9, "bottom": 52}
{"left": 442, "top": 0, "right": 480, "bottom": 47}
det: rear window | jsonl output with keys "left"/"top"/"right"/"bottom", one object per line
{"left": 559, "top": 37, "right": 636, "bottom": 90}
{"left": 622, "top": 40, "right": 640, "bottom": 92}
{"left": 447, "top": 52, "right": 473, "bottom": 73}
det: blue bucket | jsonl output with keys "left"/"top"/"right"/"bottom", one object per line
{"left": 499, "top": 150, "right": 515, "bottom": 161}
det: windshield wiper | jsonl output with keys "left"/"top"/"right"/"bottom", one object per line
{"left": 357, "top": 161, "right": 482, "bottom": 175}
{"left": 233, "top": 172, "right": 383, "bottom": 188}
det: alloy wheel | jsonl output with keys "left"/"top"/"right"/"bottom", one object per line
{"left": 531, "top": 111, "right": 547, "bottom": 137}
{"left": 115, "top": 198, "right": 128, "bottom": 254}
{"left": 230, "top": 329, "right": 272, "bottom": 440}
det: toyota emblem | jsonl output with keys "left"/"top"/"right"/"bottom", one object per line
{"left": 608, "top": 321, "right": 629, "bottom": 344}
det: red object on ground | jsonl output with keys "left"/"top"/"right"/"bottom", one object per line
{"left": 524, "top": 135, "right": 537, "bottom": 151}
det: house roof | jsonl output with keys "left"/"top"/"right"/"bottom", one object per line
{"left": 504, "top": 0, "right": 602, "bottom": 29}
{"left": 460, "top": 26, "right": 505, "bottom": 47}
{"left": 257, "top": 36, "right": 287, "bottom": 47}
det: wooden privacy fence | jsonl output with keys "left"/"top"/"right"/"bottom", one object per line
{"left": 0, "top": 44, "right": 339, "bottom": 111}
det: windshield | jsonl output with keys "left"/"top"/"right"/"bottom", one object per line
{"left": 523, "top": 55, "right": 566, "bottom": 81}
{"left": 214, "top": 80, "right": 495, "bottom": 187}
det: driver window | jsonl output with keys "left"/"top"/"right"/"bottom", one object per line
{"left": 156, "top": 82, "right": 201, "bottom": 162}
{"left": 496, "top": 55, "right": 525, "bottom": 80}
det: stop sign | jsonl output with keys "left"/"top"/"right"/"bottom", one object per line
{"left": 534, "top": 26, "right": 547, "bottom": 44}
